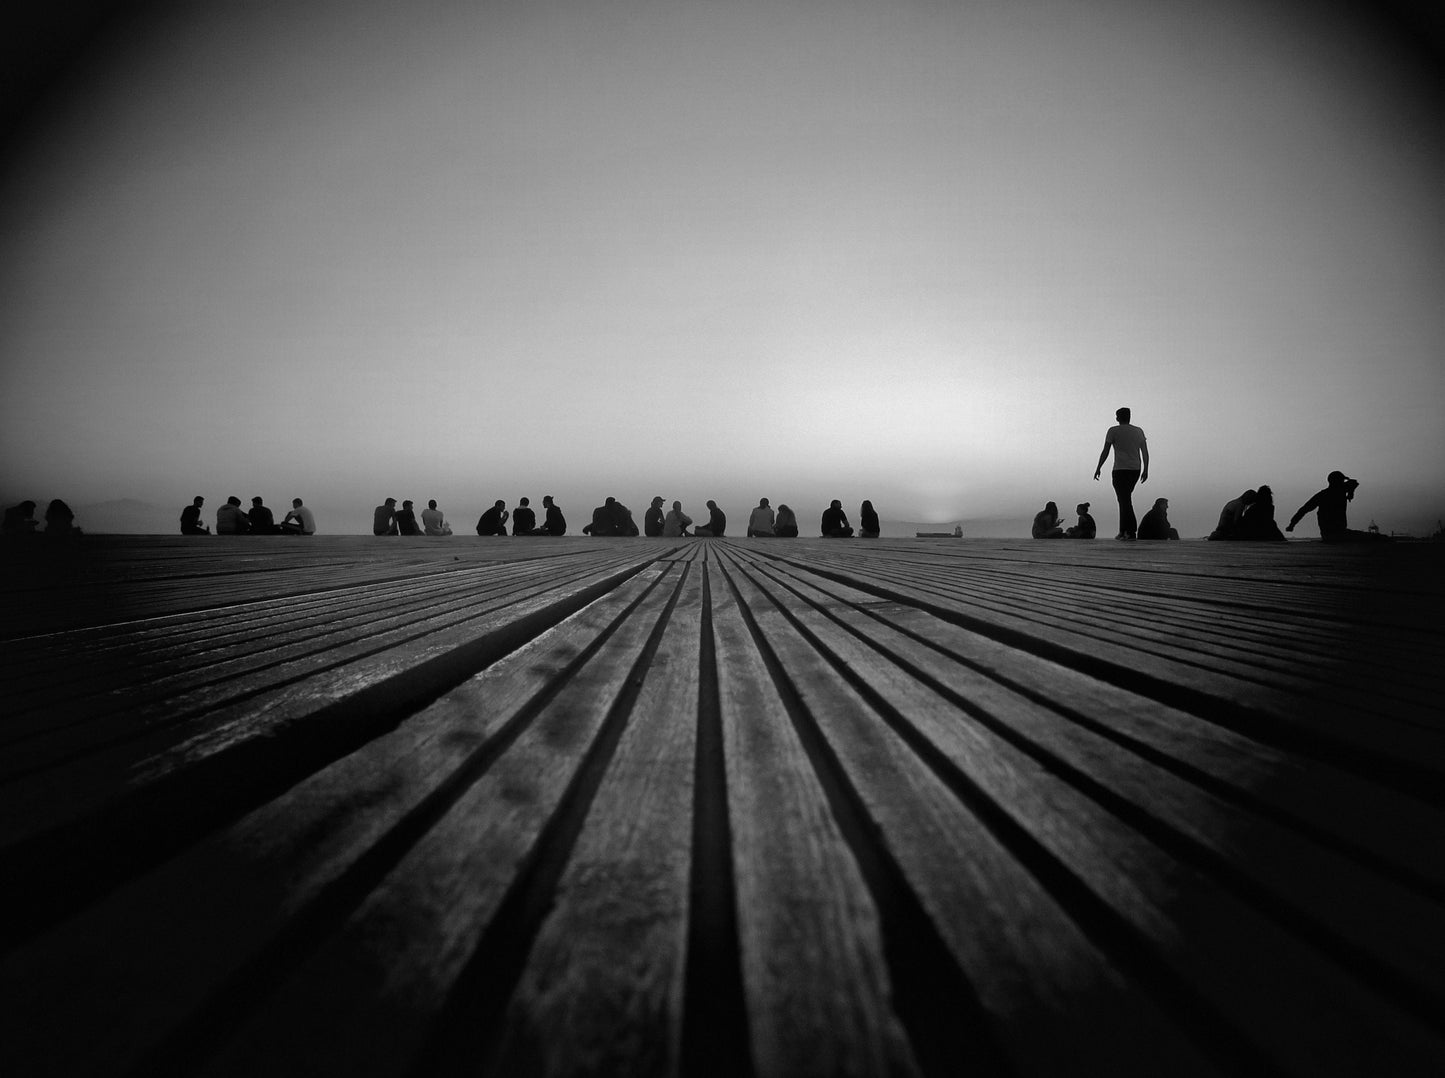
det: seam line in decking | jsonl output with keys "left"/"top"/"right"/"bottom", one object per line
{"left": 755, "top": 549, "right": 1445, "bottom": 803}
{"left": 0, "top": 555, "right": 668, "bottom": 955}
{"left": 713, "top": 551, "right": 1011, "bottom": 1078}
{"left": 415, "top": 558, "right": 694, "bottom": 1076}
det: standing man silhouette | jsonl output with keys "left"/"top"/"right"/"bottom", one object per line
{"left": 1094, "top": 406, "right": 1149, "bottom": 541}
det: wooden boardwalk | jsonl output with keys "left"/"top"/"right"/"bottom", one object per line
{"left": 2, "top": 535, "right": 1443, "bottom": 1076}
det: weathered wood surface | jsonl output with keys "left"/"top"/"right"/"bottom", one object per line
{"left": 2, "top": 535, "right": 1442, "bottom": 1076}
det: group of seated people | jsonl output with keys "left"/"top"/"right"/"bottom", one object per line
{"left": 1207, "top": 486, "right": 1286, "bottom": 541}
{"left": 183, "top": 495, "right": 316, "bottom": 535}
{"left": 1032, "top": 501, "right": 1097, "bottom": 539}
{"left": 1031, "top": 470, "right": 1385, "bottom": 543}
{"left": 2, "top": 499, "right": 81, "bottom": 537}
{"left": 1035, "top": 497, "right": 1182, "bottom": 540}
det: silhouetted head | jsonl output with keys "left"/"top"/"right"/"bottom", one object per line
{"left": 707, "top": 500, "right": 717, "bottom": 510}
{"left": 1045, "top": 501, "right": 1058, "bottom": 514}
{"left": 542, "top": 495, "right": 554, "bottom": 507}
{"left": 384, "top": 497, "right": 396, "bottom": 506}
{"left": 17, "top": 500, "right": 36, "bottom": 512}
{"left": 227, "top": 496, "right": 242, "bottom": 507}
{"left": 292, "top": 498, "right": 303, "bottom": 507}
{"left": 673, "top": 500, "right": 682, "bottom": 511}
{"left": 1076, "top": 502, "right": 1090, "bottom": 514}
{"left": 605, "top": 496, "right": 616, "bottom": 506}
{"left": 758, "top": 497, "right": 769, "bottom": 507}
{"left": 1327, "top": 471, "right": 1346, "bottom": 486}
{"left": 651, "top": 496, "right": 664, "bottom": 507}
{"left": 1116, "top": 407, "right": 1131, "bottom": 423}
{"left": 862, "top": 500, "right": 873, "bottom": 511}
{"left": 830, "top": 499, "right": 842, "bottom": 509}
{"left": 428, "top": 500, "right": 437, "bottom": 510}
{"left": 252, "top": 497, "right": 263, "bottom": 506}
{"left": 519, "top": 497, "right": 530, "bottom": 506}
{"left": 403, "top": 500, "right": 413, "bottom": 509}
{"left": 47, "top": 499, "right": 70, "bottom": 515}
{"left": 1241, "top": 489, "right": 1258, "bottom": 503}
{"left": 495, "top": 499, "right": 505, "bottom": 509}
{"left": 193, "top": 496, "right": 205, "bottom": 506}
{"left": 778, "top": 504, "right": 791, "bottom": 513}
{"left": 1154, "top": 498, "right": 1169, "bottom": 511}
{"left": 1256, "top": 485, "right": 1273, "bottom": 501}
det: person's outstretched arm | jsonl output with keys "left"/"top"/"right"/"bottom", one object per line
{"left": 1286, "top": 492, "right": 1319, "bottom": 531}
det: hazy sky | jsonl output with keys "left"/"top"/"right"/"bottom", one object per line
{"left": 2, "top": 0, "right": 1442, "bottom": 536}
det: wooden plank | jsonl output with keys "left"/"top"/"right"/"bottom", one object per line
{"left": 0, "top": 562, "right": 681, "bottom": 1076}
{"left": 721, "top": 545, "right": 1445, "bottom": 1071}
{"left": 477, "top": 555, "right": 706, "bottom": 1076}
{"left": 715, "top": 551, "right": 1220, "bottom": 1076}
{"left": 190, "top": 556, "right": 689, "bottom": 1076}
{"left": 708, "top": 554, "right": 919, "bottom": 1078}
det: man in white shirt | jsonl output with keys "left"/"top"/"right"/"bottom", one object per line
{"left": 1093, "top": 406, "right": 1149, "bottom": 540}
{"left": 281, "top": 498, "right": 316, "bottom": 535}
{"left": 421, "top": 499, "right": 452, "bottom": 536}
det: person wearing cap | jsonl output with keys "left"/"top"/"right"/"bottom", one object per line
{"left": 1065, "top": 502, "right": 1096, "bottom": 539}
{"left": 1287, "top": 471, "right": 1386, "bottom": 542}
{"left": 1094, "top": 406, "right": 1149, "bottom": 540}
{"left": 373, "top": 497, "right": 399, "bottom": 536}
{"left": 525, "top": 495, "right": 567, "bottom": 536}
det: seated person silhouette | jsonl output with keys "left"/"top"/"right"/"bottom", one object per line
{"left": 374, "top": 498, "right": 399, "bottom": 536}
{"left": 181, "top": 496, "right": 210, "bottom": 535}
{"left": 694, "top": 500, "right": 726, "bottom": 537}
{"left": 3, "top": 501, "right": 39, "bottom": 536}
{"left": 216, "top": 496, "right": 251, "bottom": 534}
{"left": 511, "top": 497, "right": 536, "bottom": 536}
{"left": 585, "top": 496, "right": 633, "bottom": 536}
{"left": 613, "top": 498, "right": 639, "bottom": 535}
{"left": 422, "top": 500, "right": 453, "bottom": 536}
{"left": 663, "top": 501, "right": 693, "bottom": 537}
{"left": 821, "top": 500, "right": 854, "bottom": 537}
{"left": 247, "top": 497, "right": 278, "bottom": 534}
{"left": 1287, "top": 471, "right": 1388, "bottom": 542}
{"left": 1137, "top": 498, "right": 1180, "bottom": 540}
{"left": 44, "top": 499, "right": 81, "bottom": 536}
{"left": 1032, "top": 501, "right": 1065, "bottom": 539}
{"left": 279, "top": 498, "right": 316, "bottom": 535}
{"left": 526, "top": 495, "right": 566, "bottom": 535}
{"left": 645, "top": 496, "right": 666, "bottom": 537}
{"left": 395, "top": 500, "right": 423, "bottom": 536}
{"left": 1237, "top": 484, "right": 1285, "bottom": 541}
{"left": 1208, "top": 489, "right": 1257, "bottom": 540}
{"left": 1065, "top": 502, "right": 1096, "bottom": 539}
{"left": 859, "top": 500, "right": 880, "bottom": 538}
{"left": 476, "top": 500, "right": 510, "bottom": 536}
{"left": 773, "top": 503, "right": 799, "bottom": 538}
{"left": 748, "top": 498, "right": 775, "bottom": 537}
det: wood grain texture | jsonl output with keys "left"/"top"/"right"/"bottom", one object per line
{"left": 0, "top": 536, "right": 1441, "bottom": 1077}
